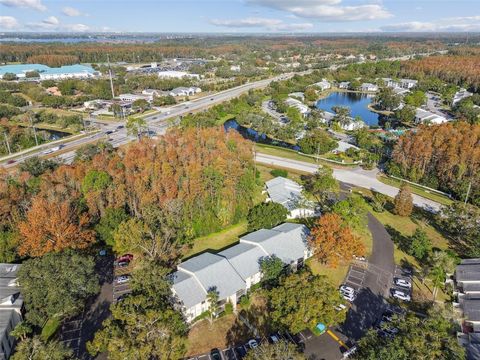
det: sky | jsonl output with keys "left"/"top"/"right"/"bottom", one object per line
{"left": 0, "top": 0, "right": 479, "bottom": 33}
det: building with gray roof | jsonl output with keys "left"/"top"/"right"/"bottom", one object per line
{"left": 265, "top": 177, "right": 315, "bottom": 219}
{"left": 0, "top": 264, "right": 23, "bottom": 360}
{"left": 171, "top": 223, "right": 311, "bottom": 322}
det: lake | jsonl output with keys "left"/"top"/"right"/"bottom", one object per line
{"left": 316, "top": 92, "right": 380, "bottom": 126}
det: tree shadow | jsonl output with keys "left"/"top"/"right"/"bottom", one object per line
{"left": 384, "top": 225, "right": 410, "bottom": 253}
{"left": 339, "top": 287, "right": 386, "bottom": 340}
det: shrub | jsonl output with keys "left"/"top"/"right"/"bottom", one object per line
{"left": 270, "top": 169, "right": 288, "bottom": 178}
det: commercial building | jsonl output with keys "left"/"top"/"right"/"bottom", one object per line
{"left": 0, "top": 264, "right": 23, "bottom": 360}
{"left": 265, "top": 177, "right": 315, "bottom": 219}
{"left": 117, "top": 93, "right": 152, "bottom": 103}
{"left": 0, "top": 64, "right": 99, "bottom": 80}
{"left": 157, "top": 70, "right": 200, "bottom": 80}
{"left": 171, "top": 223, "right": 311, "bottom": 322}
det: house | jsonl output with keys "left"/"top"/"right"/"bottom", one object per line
{"left": 117, "top": 93, "right": 152, "bottom": 103}
{"left": 0, "top": 264, "right": 23, "bottom": 360}
{"left": 453, "top": 259, "right": 480, "bottom": 359}
{"left": 360, "top": 83, "right": 378, "bottom": 92}
{"left": 415, "top": 108, "right": 448, "bottom": 124}
{"left": 392, "top": 87, "right": 410, "bottom": 96}
{"left": 338, "top": 82, "right": 350, "bottom": 89}
{"left": 332, "top": 140, "right": 359, "bottom": 154}
{"left": 340, "top": 119, "right": 365, "bottom": 131}
{"left": 157, "top": 70, "right": 200, "bottom": 79}
{"left": 284, "top": 97, "right": 311, "bottom": 117}
{"left": 265, "top": 177, "right": 315, "bottom": 219}
{"left": 169, "top": 86, "right": 201, "bottom": 97}
{"left": 453, "top": 89, "right": 473, "bottom": 106}
{"left": 399, "top": 79, "right": 418, "bottom": 89}
{"left": 171, "top": 223, "right": 311, "bottom": 322}
{"left": 230, "top": 65, "right": 241, "bottom": 72}
{"left": 141, "top": 89, "right": 169, "bottom": 99}
{"left": 288, "top": 92, "right": 305, "bottom": 101}
{"left": 313, "top": 79, "right": 331, "bottom": 92}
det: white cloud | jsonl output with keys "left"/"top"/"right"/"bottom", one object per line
{"left": 381, "top": 15, "right": 480, "bottom": 32}
{"left": 42, "top": 15, "right": 59, "bottom": 25}
{"left": 0, "top": 15, "right": 19, "bottom": 29}
{"left": 247, "top": 0, "right": 392, "bottom": 21}
{"left": 62, "top": 6, "right": 84, "bottom": 17}
{"left": 0, "top": 0, "right": 46, "bottom": 11}
{"left": 64, "top": 23, "right": 90, "bottom": 32}
{"left": 209, "top": 17, "right": 313, "bottom": 31}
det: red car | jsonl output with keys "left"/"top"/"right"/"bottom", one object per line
{"left": 116, "top": 254, "right": 133, "bottom": 263}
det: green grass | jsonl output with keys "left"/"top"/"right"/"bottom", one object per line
{"left": 41, "top": 317, "right": 60, "bottom": 341}
{"left": 307, "top": 258, "right": 349, "bottom": 288}
{"left": 183, "top": 221, "right": 247, "bottom": 259}
{"left": 377, "top": 175, "right": 453, "bottom": 206}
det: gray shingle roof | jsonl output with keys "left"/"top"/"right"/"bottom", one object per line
{"left": 219, "top": 243, "right": 268, "bottom": 281}
{"left": 265, "top": 177, "right": 305, "bottom": 211}
{"left": 240, "top": 223, "right": 309, "bottom": 264}
{"left": 178, "top": 253, "right": 245, "bottom": 301}
{"left": 463, "top": 299, "right": 480, "bottom": 321}
{"left": 456, "top": 263, "right": 480, "bottom": 282}
{"left": 171, "top": 271, "right": 206, "bottom": 309}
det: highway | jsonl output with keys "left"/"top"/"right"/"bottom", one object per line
{"left": 1, "top": 73, "right": 293, "bottom": 169}
{"left": 255, "top": 153, "right": 442, "bottom": 212}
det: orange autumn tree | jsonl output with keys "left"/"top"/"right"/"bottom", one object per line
{"left": 18, "top": 197, "right": 95, "bottom": 257}
{"left": 309, "top": 213, "right": 365, "bottom": 268}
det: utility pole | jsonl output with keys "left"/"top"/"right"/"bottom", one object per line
{"left": 252, "top": 144, "right": 257, "bottom": 175}
{"left": 107, "top": 54, "right": 115, "bottom": 99}
{"left": 464, "top": 180, "right": 472, "bottom": 205}
{"left": 3, "top": 133, "right": 11, "bottom": 154}
{"left": 28, "top": 113, "right": 39, "bottom": 146}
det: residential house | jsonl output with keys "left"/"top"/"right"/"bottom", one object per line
{"left": 360, "top": 83, "right": 379, "bottom": 92}
{"left": 340, "top": 118, "right": 365, "bottom": 131}
{"left": 0, "top": 264, "right": 23, "bottom": 360}
{"left": 399, "top": 79, "right": 418, "bottom": 89}
{"left": 117, "top": 93, "right": 152, "bottom": 103}
{"left": 415, "top": 108, "right": 448, "bottom": 124}
{"left": 230, "top": 65, "right": 241, "bottom": 72}
{"left": 288, "top": 92, "right": 305, "bottom": 101}
{"left": 265, "top": 177, "right": 315, "bottom": 219}
{"left": 171, "top": 223, "right": 311, "bottom": 322}
{"left": 313, "top": 79, "right": 331, "bottom": 92}
{"left": 284, "top": 97, "right": 311, "bottom": 117}
{"left": 338, "top": 82, "right": 350, "bottom": 89}
{"left": 392, "top": 87, "right": 410, "bottom": 96}
{"left": 332, "top": 140, "right": 359, "bottom": 154}
{"left": 453, "top": 259, "right": 480, "bottom": 359}
{"left": 169, "top": 86, "right": 201, "bottom": 97}
{"left": 453, "top": 89, "right": 473, "bottom": 106}
{"left": 141, "top": 89, "right": 169, "bottom": 99}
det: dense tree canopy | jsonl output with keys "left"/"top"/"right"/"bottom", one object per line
{"left": 18, "top": 250, "right": 99, "bottom": 326}
{"left": 390, "top": 123, "right": 480, "bottom": 205}
{"left": 247, "top": 202, "right": 288, "bottom": 231}
{"left": 269, "top": 271, "right": 346, "bottom": 334}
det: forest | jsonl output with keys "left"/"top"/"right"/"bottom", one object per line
{"left": 389, "top": 122, "right": 480, "bottom": 206}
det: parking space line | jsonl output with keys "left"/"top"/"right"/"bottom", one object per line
{"left": 327, "top": 329, "right": 349, "bottom": 350}
{"left": 347, "top": 276, "right": 363, "bottom": 285}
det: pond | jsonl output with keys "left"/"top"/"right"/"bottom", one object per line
{"left": 224, "top": 119, "right": 300, "bottom": 150}
{"left": 316, "top": 92, "right": 380, "bottom": 126}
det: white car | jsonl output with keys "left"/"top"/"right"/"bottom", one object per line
{"left": 335, "top": 304, "right": 347, "bottom": 311}
{"left": 247, "top": 339, "right": 258, "bottom": 349}
{"left": 343, "top": 293, "right": 356, "bottom": 302}
{"left": 343, "top": 345, "right": 357, "bottom": 358}
{"left": 394, "top": 278, "right": 412, "bottom": 289}
{"left": 116, "top": 275, "right": 130, "bottom": 284}
{"left": 392, "top": 290, "right": 411, "bottom": 302}
{"left": 340, "top": 285, "right": 355, "bottom": 295}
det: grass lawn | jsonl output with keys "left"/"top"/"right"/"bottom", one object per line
{"left": 377, "top": 174, "right": 453, "bottom": 206}
{"left": 307, "top": 258, "right": 349, "bottom": 288}
{"left": 183, "top": 221, "right": 247, "bottom": 259}
{"left": 186, "top": 315, "right": 238, "bottom": 356}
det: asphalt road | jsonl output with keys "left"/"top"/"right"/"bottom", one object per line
{"left": 1, "top": 72, "right": 295, "bottom": 169}
{"left": 255, "top": 153, "right": 442, "bottom": 212}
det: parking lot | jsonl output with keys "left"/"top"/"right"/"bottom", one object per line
{"left": 390, "top": 265, "right": 413, "bottom": 301}
{"left": 112, "top": 258, "right": 133, "bottom": 302}
{"left": 344, "top": 261, "right": 368, "bottom": 291}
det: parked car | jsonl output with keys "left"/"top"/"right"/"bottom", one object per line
{"left": 234, "top": 346, "right": 247, "bottom": 359}
{"left": 335, "top": 303, "right": 347, "bottom": 311}
{"left": 382, "top": 310, "right": 395, "bottom": 322}
{"left": 401, "top": 267, "right": 413, "bottom": 276}
{"left": 116, "top": 254, "right": 133, "bottom": 263}
{"left": 247, "top": 339, "right": 258, "bottom": 349}
{"left": 340, "top": 285, "right": 355, "bottom": 295}
{"left": 353, "top": 254, "right": 366, "bottom": 261}
{"left": 392, "top": 289, "right": 411, "bottom": 302}
{"left": 269, "top": 334, "right": 280, "bottom": 343}
{"left": 116, "top": 261, "right": 130, "bottom": 268}
{"left": 210, "top": 348, "right": 222, "bottom": 360}
{"left": 342, "top": 292, "right": 356, "bottom": 302}
{"left": 394, "top": 278, "right": 412, "bottom": 289}
{"left": 116, "top": 275, "right": 130, "bottom": 284}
